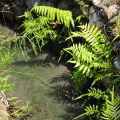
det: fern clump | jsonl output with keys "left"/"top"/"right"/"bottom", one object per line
{"left": 17, "top": 11, "right": 58, "bottom": 55}
{"left": 74, "top": 87, "right": 120, "bottom": 120}
{"left": 64, "top": 24, "right": 112, "bottom": 87}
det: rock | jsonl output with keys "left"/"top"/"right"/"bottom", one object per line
{"left": 0, "top": 92, "right": 9, "bottom": 120}
{"left": 57, "top": 0, "right": 74, "bottom": 10}
{"left": 26, "top": 0, "right": 42, "bottom": 9}
{"left": 92, "top": 0, "right": 107, "bottom": 11}
{"left": 113, "top": 41, "right": 120, "bottom": 53}
{"left": 1, "top": 4, "right": 14, "bottom": 22}
{"left": 92, "top": 0, "right": 120, "bottom": 22}
{"left": 114, "top": 55, "right": 120, "bottom": 70}
{"left": 106, "top": 4, "right": 120, "bottom": 19}
{"left": 89, "top": 6, "right": 105, "bottom": 27}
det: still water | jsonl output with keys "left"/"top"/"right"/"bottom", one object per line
{"left": 0, "top": 23, "right": 79, "bottom": 120}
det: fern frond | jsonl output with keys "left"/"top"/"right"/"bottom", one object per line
{"left": 74, "top": 105, "right": 99, "bottom": 120}
{"left": 72, "top": 24, "right": 110, "bottom": 55}
{"left": 64, "top": 43, "right": 92, "bottom": 75}
{"left": 65, "top": 24, "right": 112, "bottom": 78}
{"left": 75, "top": 87, "right": 106, "bottom": 100}
{"left": 101, "top": 87, "right": 120, "bottom": 120}
{"left": 32, "top": 6, "right": 74, "bottom": 28}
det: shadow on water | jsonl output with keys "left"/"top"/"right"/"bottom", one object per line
{"left": 9, "top": 51, "right": 84, "bottom": 120}
{"left": 47, "top": 72, "right": 84, "bottom": 120}
{"left": 13, "top": 51, "right": 60, "bottom": 67}
{"left": 0, "top": 18, "right": 83, "bottom": 119}
{"left": 10, "top": 49, "right": 84, "bottom": 120}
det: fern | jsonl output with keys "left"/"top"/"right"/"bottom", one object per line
{"left": 17, "top": 11, "right": 57, "bottom": 56}
{"left": 32, "top": 6, "right": 74, "bottom": 28}
{"left": 65, "top": 24, "right": 112, "bottom": 78}
{"left": 101, "top": 87, "right": 120, "bottom": 120}
{"left": 75, "top": 87, "right": 107, "bottom": 100}
{"left": 74, "top": 87, "right": 120, "bottom": 120}
{"left": 74, "top": 105, "right": 99, "bottom": 120}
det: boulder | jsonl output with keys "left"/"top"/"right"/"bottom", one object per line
{"left": 89, "top": 6, "right": 106, "bottom": 27}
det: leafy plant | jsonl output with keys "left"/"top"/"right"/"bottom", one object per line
{"left": 64, "top": 24, "right": 112, "bottom": 88}
{"left": 101, "top": 87, "right": 120, "bottom": 120}
{"left": 74, "top": 87, "right": 120, "bottom": 120}
{"left": 0, "top": 75, "right": 13, "bottom": 92}
{"left": 16, "top": 11, "right": 58, "bottom": 56}
{"left": 75, "top": 87, "right": 107, "bottom": 100}
{"left": 0, "top": 33, "right": 32, "bottom": 119}
{"left": 74, "top": 104, "right": 99, "bottom": 120}
{"left": 32, "top": 6, "right": 74, "bottom": 28}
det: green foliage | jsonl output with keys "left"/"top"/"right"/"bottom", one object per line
{"left": 0, "top": 32, "right": 32, "bottom": 119}
{"left": 101, "top": 87, "right": 120, "bottom": 120}
{"left": 76, "top": 0, "right": 90, "bottom": 8}
{"left": 74, "top": 105, "right": 99, "bottom": 120}
{"left": 32, "top": 6, "right": 74, "bottom": 28}
{"left": 74, "top": 87, "right": 120, "bottom": 120}
{"left": 75, "top": 87, "right": 107, "bottom": 100}
{"left": 113, "top": 14, "right": 120, "bottom": 38}
{"left": 8, "top": 97, "right": 32, "bottom": 119}
{"left": 0, "top": 33, "right": 14, "bottom": 92}
{"left": 0, "top": 46, "right": 14, "bottom": 69}
{"left": 0, "top": 33, "right": 14, "bottom": 69}
{"left": 17, "top": 11, "right": 57, "bottom": 56}
{"left": 0, "top": 75, "right": 13, "bottom": 92}
{"left": 64, "top": 24, "right": 112, "bottom": 88}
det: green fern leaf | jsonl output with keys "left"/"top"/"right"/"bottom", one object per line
{"left": 73, "top": 105, "right": 99, "bottom": 119}
{"left": 32, "top": 6, "right": 74, "bottom": 28}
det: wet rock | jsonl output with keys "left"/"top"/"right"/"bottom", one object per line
{"left": 113, "top": 41, "right": 120, "bottom": 53}
{"left": 89, "top": 6, "right": 105, "bottom": 27}
{"left": 114, "top": 55, "right": 120, "bottom": 70}
{"left": 92, "top": 0, "right": 120, "bottom": 23}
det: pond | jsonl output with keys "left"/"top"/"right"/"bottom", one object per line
{"left": 0, "top": 23, "right": 80, "bottom": 120}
